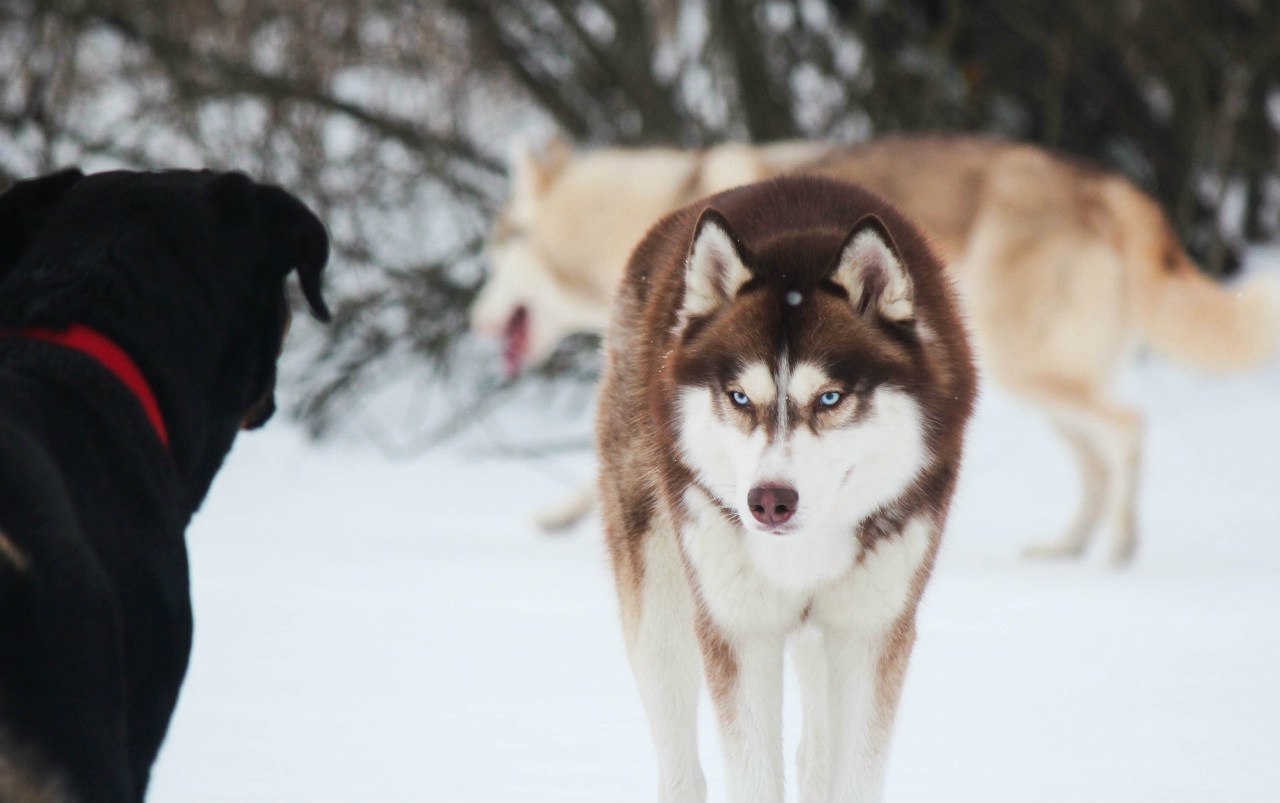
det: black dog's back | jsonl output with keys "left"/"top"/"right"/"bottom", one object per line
{"left": 0, "top": 349, "right": 190, "bottom": 801}
{"left": 0, "top": 414, "right": 135, "bottom": 801}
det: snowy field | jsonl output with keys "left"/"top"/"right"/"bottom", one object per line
{"left": 150, "top": 262, "right": 1280, "bottom": 801}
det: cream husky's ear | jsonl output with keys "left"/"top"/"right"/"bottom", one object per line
{"left": 831, "top": 215, "right": 914, "bottom": 322}
{"left": 509, "top": 135, "right": 572, "bottom": 201}
{"left": 681, "top": 208, "right": 753, "bottom": 323}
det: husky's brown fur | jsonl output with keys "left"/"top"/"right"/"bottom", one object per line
{"left": 476, "top": 135, "right": 1280, "bottom": 560}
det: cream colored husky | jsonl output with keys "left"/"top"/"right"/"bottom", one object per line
{"left": 472, "top": 135, "right": 1280, "bottom": 562}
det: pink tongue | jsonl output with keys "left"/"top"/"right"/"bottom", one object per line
{"left": 503, "top": 308, "right": 529, "bottom": 378}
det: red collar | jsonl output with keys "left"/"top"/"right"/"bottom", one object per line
{"left": 2, "top": 324, "right": 170, "bottom": 449}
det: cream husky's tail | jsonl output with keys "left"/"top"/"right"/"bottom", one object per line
{"left": 1137, "top": 267, "right": 1280, "bottom": 374}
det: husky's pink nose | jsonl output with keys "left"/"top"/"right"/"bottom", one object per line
{"left": 748, "top": 485, "right": 798, "bottom": 528}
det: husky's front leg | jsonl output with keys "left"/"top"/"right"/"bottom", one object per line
{"left": 816, "top": 517, "right": 933, "bottom": 803}
{"left": 698, "top": 617, "right": 786, "bottom": 803}
{"left": 822, "top": 623, "right": 916, "bottom": 803}
{"left": 623, "top": 535, "right": 706, "bottom": 803}
{"left": 792, "top": 626, "right": 830, "bottom": 803}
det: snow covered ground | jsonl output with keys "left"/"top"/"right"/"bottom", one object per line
{"left": 149, "top": 263, "right": 1280, "bottom": 801}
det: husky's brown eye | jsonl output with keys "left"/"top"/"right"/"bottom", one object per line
{"left": 729, "top": 390, "right": 751, "bottom": 407}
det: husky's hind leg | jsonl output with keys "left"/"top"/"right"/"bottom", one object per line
{"left": 1020, "top": 383, "right": 1143, "bottom": 563}
{"left": 1024, "top": 420, "right": 1109, "bottom": 559}
{"left": 1100, "top": 405, "right": 1144, "bottom": 565}
{"left": 622, "top": 531, "right": 706, "bottom": 803}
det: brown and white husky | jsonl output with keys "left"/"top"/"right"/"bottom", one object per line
{"left": 474, "top": 136, "right": 1280, "bottom": 561}
{"left": 596, "top": 176, "right": 977, "bottom": 802}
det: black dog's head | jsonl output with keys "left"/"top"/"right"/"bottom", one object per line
{"left": 0, "top": 168, "right": 331, "bottom": 511}
{"left": 200, "top": 171, "right": 332, "bottom": 433}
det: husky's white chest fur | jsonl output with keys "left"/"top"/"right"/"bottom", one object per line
{"left": 679, "top": 487, "right": 933, "bottom": 635}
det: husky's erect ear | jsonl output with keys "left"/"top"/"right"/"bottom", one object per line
{"left": 830, "top": 215, "right": 914, "bottom": 322}
{"left": 681, "top": 208, "right": 752, "bottom": 322}
{"left": 0, "top": 169, "right": 84, "bottom": 284}
{"left": 509, "top": 135, "right": 572, "bottom": 200}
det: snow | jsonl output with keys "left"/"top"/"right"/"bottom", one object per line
{"left": 149, "top": 265, "right": 1280, "bottom": 802}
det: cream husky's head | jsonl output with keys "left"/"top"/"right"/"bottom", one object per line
{"left": 469, "top": 138, "right": 598, "bottom": 376}
{"left": 668, "top": 182, "right": 970, "bottom": 587}
{"left": 471, "top": 140, "right": 700, "bottom": 376}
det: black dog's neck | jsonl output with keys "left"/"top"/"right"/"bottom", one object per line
{"left": 104, "top": 314, "right": 247, "bottom": 521}
{"left": 0, "top": 281, "right": 247, "bottom": 521}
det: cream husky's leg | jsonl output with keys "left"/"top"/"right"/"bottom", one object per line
{"left": 792, "top": 626, "right": 830, "bottom": 803}
{"left": 1101, "top": 406, "right": 1144, "bottom": 565}
{"left": 1019, "top": 383, "right": 1144, "bottom": 564}
{"left": 1024, "top": 421, "right": 1109, "bottom": 559}
{"left": 625, "top": 533, "right": 706, "bottom": 803}
{"left": 699, "top": 622, "right": 786, "bottom": 803}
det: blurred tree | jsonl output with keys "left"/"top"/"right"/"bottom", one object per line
{"left": 1, "top": 0, "right": 1277, "bottom": 442}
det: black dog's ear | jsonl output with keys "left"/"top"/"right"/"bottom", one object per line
{"left": 209, "top": 173, "right": 332, "bottom": 322}
{"left": 0, "top": 169, "right": 84, "bottom": 283}
{"left": 258, "top": 185, "right": 331, "bottom": 322}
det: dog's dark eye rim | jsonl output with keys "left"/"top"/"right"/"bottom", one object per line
{"left": 728, "top": 390, "right": 751, "bottom": 407}
{"left": 817, "top": 390, "right": 844, "bottom": 407}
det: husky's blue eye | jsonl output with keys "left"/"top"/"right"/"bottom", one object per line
{"left": 818, "top": 391, "right": 843, "bottom": 407}
{"left": 730, "top": 391, "right": 751, "bottom": 407}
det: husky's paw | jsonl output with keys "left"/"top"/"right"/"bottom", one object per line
{"left": 531, "top": 504, "right": 583, "bottom": 534}
{"left": 1022, "top": 539, "right": 1086, "bottom": 560}
{"left": 658, "top": 771, "right": 707, "bottom": 803}
{"left": 1108, "top": 536, "right": 1138, "bottom": 567}
{"left": 531, "top": 484, "right": 596, "bottom": 534}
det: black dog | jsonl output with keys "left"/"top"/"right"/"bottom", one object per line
{"left": 0, "top": 169, "right": 330, "bottom": 802}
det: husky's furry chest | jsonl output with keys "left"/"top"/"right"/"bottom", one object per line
{"left": 678, "top": 487, "right": 935, "bottom": 638}
{"left": 597, "top": 175, "right": 975, "bottom": 803}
